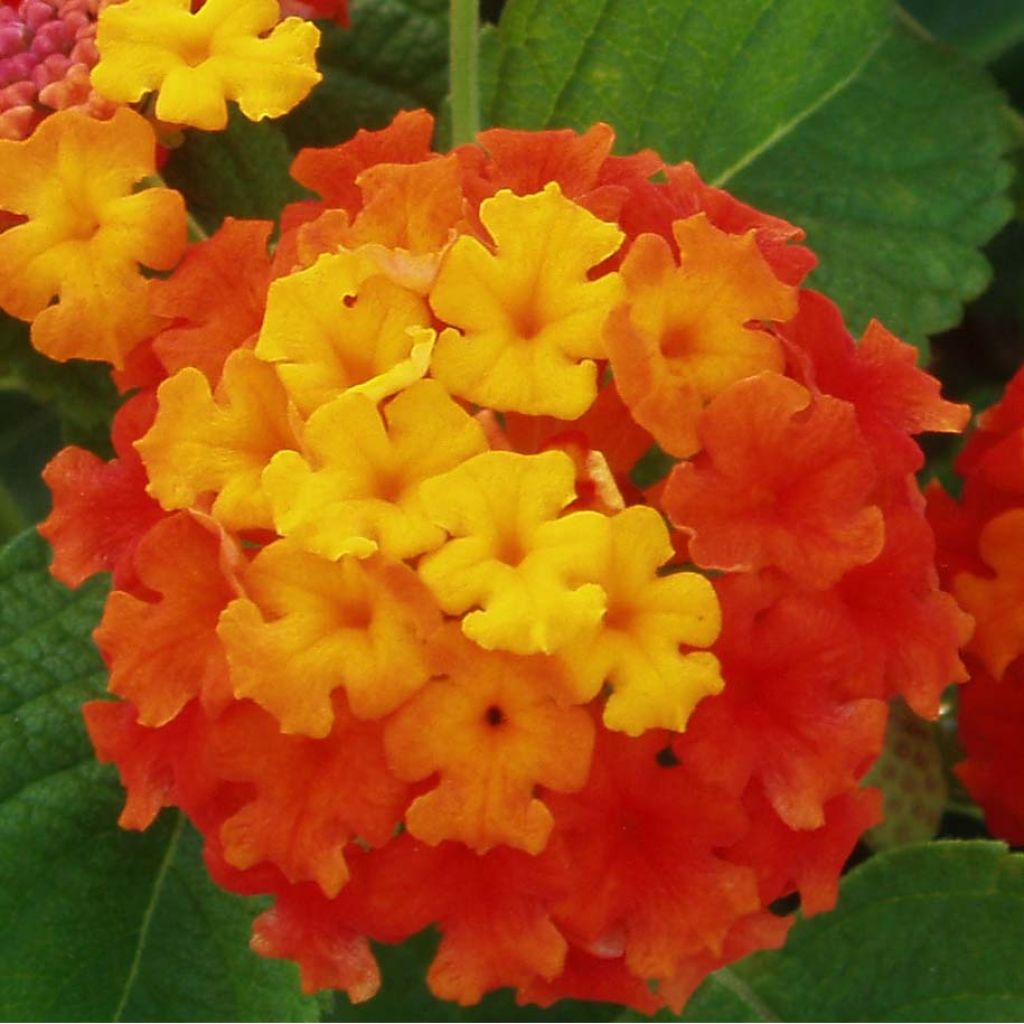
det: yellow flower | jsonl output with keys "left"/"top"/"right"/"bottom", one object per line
{"left": 418, "top": 449, "right": 608, "bottom": 654}
{"left": 430, "top": 183, "right": 625, "bottom": 419}
{"left": 558, "top": 506, "right": 724, "bottom": 735}
{"left": 255, "top": 251, "right": 435, "bottom": 417}
{"left": 137, "top": 348, "right": 297, "bottom": 531}
{"left": 219, "top": 540, "right": 440, "bottom": 736}
{"left": 0, "top": 107, "right": 185, "bottom": 366}
{"left": 264, "top": 380, "right": 488, "bottom": 562}
{"left": 91, "top": 0, "right": 321, "bottom": 131}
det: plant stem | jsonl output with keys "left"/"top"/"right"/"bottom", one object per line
{"left": 449, "top": 0, "right": 480, "bottom": 146}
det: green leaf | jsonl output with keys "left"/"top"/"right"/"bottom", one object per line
{"left": 162, "top": 109, "right": 308, "bottom": 232}
{"left": 0, "top": 390, "right": 61, "bottom": 528}
{"left": 663, "top": 841, "right": 1024, "bottom": 1021}
{"left": 484, "top": 0, "right": 892, "bottom": 173}
{"left": 281, "top": 0, "right": 450, "bottom": 152}
{"left": 903, "top": 0, "right": 1024, "bottom": 63}
{"left": 0, "top": 482, "right": 26, "bottom": 542}
{"left": 0, "top": 311, "right": 118, "bottom": 455}
{"left": 0, "top": 531, "right": 319, "bottom": 1022}
{"left": 482, "top": 0, "right": 1015, "bottom": 348}
{"left": 726, "top": 24, "right": 1015, "bottom": 351}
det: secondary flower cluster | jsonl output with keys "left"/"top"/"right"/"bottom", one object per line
{"left": 928, "top": 370, "right": 1024, "bottom": 844}
{"left": 30, "top": 108, "right": 972, "bottom": 1011}
{"left": 0, "top": 0, "right": 329, "bottom": 143}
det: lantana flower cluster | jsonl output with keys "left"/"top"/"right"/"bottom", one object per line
{"left": 928, "top": 370, "right": 1024, "bottom": 844}
{"left": 15, "top": 101, "right": 975, "bottom": 1012}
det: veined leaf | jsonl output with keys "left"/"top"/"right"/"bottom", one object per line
{"left": 482, "top": 0, "right": 1015, "bottom": 349}
{"left": 281, "top": 0, "right": 450, "bottom": 151}
{"left": 903, "top": 0, "right": 1024, "bottom": 64}
{"left": 162, "top": 109, "right": 308, "bottom": 233}
{"left": 0, "top": 311, "right": 118, "bottom": 455}
{"left": 665, "top": 841, "right": 1024, "bottom": 1021}
{"left": 0, "top": 531, "right": 318, "bottom": 1022}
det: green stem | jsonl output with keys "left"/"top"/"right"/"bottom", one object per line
{"left": 185, "top": 209, "right": 209, "bottom": 243}
{"left": 449, "top": 0, "right": 480, "bottom": 146}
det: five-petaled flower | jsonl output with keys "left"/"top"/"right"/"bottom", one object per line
{"left": 0, "top": 106, "right": 185, "bottom": 364}
{"left": 91, "top": 0, "right": 322, "bottom": 130}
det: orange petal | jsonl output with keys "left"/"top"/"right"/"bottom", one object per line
{"left": 664, "top": 373, "right": 884, "bottom": 588}
{"left": 385, "top": 628, "right": 593, "bottom": 853}
{"left": 94, "top": 513, "right": 240, "bottom": 726}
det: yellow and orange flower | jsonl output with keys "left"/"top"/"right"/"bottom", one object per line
{"left": 33, "top": 110, "right": 969, "bottom": 1014}
{"left": 0, "top": 106, "right": 185, "bottom": 364}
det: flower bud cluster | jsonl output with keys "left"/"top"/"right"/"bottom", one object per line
{"left": 0, "top": 0, "right": 113, "bottom": 140}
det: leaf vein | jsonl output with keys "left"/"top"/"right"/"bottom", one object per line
{"left": 112, "top": 811, "right": 185, "bottom": 1022}
{"left": 713, "top": 964, "right": 782, "bottom": 1022}
{"left": 544, "top": 0, "right": 617, "bottom": 126}
{"left": 711, "top": 23, "right": 890, "bottom": 187}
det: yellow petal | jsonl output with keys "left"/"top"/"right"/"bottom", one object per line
{"left": 256, "top": 252, "right": 432, "bottom": 416}
{"left": 219, "top": 541, "right": 439, "bottom": 735}
{"left": 92, "top": 0, "right": 321, "bottom": 130}
{"left": 430, "top": 183, "right": 624, "bottom": 418}
{"left": 264, "top": 379, "right": 487, "bottom": 561}
{"left": 418, "top": 449, "right": 609, "bottom": 654}
{"left": 138, "top": 349, "right": 297, "bottom": 530}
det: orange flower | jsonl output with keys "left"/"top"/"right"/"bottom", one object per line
{"left": 606, "top": 215, "right": 795, "bottom": 458}
{"left": 150, "top": 217, "right": 275, "bottom": 384}
{"left": 137, "top": 348, "right": 297, "bottom": 531}
{"left": 781, "top": 290, "right": 970, "bottom": 477}
{"left": 956, "top": 660, "right": 1024, "bottom": 845}
{"left": 46, "top": 111, "right": 971, "bottom": 1015}
{"left": 290, "top": 109, "right": 436, "bottom": 214}
{"left": 218, "top": 540, "right": 440, "bottom": 736}
{"left": 546, "top": 728, "right": 759, "bottom": 983}
{"left": 954, "top": 509, "right": 1024, "bottom": 679}
{"left": 385, "top": 629, "right": 594, "bottom": 855}
{"left": 83, "top": 698, "right": 218, "bottom": 830}
{"left": 0, "top": 107, "right": 185, "bottom": 365}
{"left": 928, "top": 362, "right": 1024, "bottom": 846}
{"left": 213, "top": 695, "right": 408, "bottom": 897}
{"left": 94, "top": 513, "right": 240, "bottom": 726}
{"left": 39, "top": 392, "right": 164, "bottom": 590}
{"left": 663, "top": 373, "right": 885, "bottom": 588}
